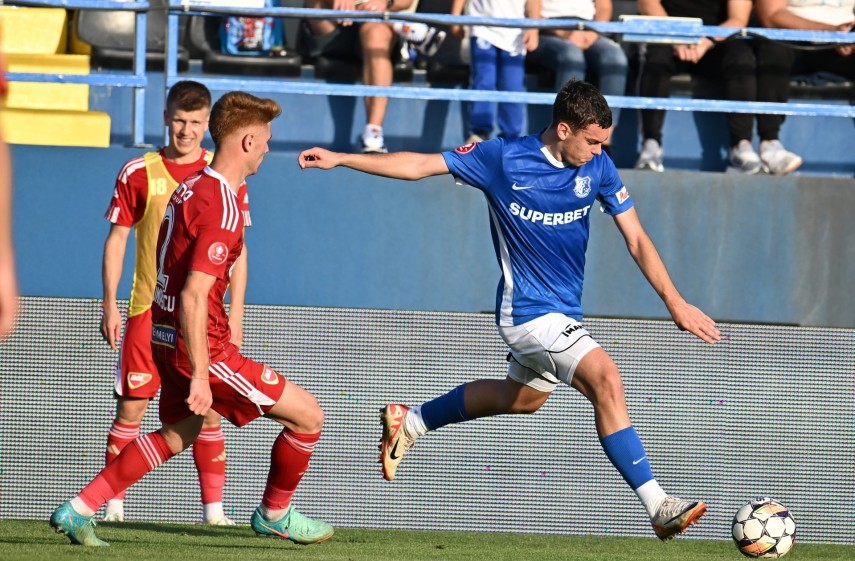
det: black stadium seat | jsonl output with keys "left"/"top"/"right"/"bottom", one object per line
{"left": 416, "top": 0, "right": 469, "bottom": 86}
{"left": 73, "top": 0, "right": 190, "bottom": 71}
{"left": 187, "top": 15, "right": 302, "bottom": 77}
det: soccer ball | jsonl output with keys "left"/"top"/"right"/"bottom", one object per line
{"left": 732, "top": 498, "right": 796, "bottom": 558}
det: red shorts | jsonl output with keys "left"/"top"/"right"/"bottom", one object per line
{"left": 115, "top": 309, "right": 160, "bottom": 399}
{"left": 154, "top": 345, "right": 288, "bottom": 427}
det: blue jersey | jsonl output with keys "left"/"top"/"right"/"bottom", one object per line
{"left": 442, "top": 134, "right": 633, "bottom": 326}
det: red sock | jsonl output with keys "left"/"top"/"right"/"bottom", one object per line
{"left": 79, "top": 431, "right": 174, "bottom": 512}
{"left": 261, "top": 430, "right": 320, "bottom": 511}
{"left": 105, "top": 421, "right": 140, "bottom": 501}
{"left": 193, "top": 426, "right": 226, "bottom": 505}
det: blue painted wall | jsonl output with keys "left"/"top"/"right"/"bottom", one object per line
{"left": 12, "top": 140, "right": 855, "bottom": 328}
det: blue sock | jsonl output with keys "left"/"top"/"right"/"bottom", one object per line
{"left": 420, "top": 384, "right": 471, "bottom": 431}
{"left": 599, "top": 426, "right": 655, "bottom": 490}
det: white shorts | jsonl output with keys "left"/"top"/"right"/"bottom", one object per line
{"left": 498, "top": 313, "right": 600, "bottom": 393}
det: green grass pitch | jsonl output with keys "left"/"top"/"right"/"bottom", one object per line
{"left": 0, "top": 519, "right": 851, "bottom": 561}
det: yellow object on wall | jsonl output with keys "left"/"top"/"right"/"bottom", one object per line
{"left": 0, "top": 6, "right": 68, "bottom": 55}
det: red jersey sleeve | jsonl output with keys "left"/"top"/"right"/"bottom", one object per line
{"left": 186, "top": 190, "right": 244, "bottom": 280}
{"left": 237, "top": 182, "right": 251, "bottom": 227}
{"left": 105, "top": 157, "right": 148, "bottom": 227}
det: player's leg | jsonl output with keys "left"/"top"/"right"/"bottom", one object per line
{"left": 104, "top": 310, "right": 160, "bottom": 522}
{"left": 570, "top": 347, "right": 706, "bottom": 540}
{"left": 380, "top": 313, "right": 583, "bottom": 480}
{"left": 192, "top": 410, "right": 233, "bottom": 525}
{"left": 379, "top": 378, "right": 550, "bottom": 480}
{"left": 50, "top": 415, "right": 202, "bottom": 546}
{"left": 251, "top": 376, "right": 333, "bottom": 544}
{"left": 202, "top": 354, "right": 333, "bottom": 544}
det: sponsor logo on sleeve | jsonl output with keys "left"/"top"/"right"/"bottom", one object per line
{"left": 261, "top": 367, "right": 280, "bottom": 385}
{"left": 616, "top": 186, "right": 631, "bottom": 204}
{"left": 208, "top": 242, "right": 229, "bottom": 266}
{"left": 454, "top": 143, "right": 477, "bottom": 154}
{"left": 127, "top": 372, "right": 153, "bottom": 390}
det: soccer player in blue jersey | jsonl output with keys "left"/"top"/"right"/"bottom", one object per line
{"left": 297, "top": 79, "right": 721, "bottom": 541}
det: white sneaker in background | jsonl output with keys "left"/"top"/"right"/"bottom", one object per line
{"left": 760, "top": 139, "right": 803, "bottom": 176}
{"left": 728, "top": 139, "right": 765, "bottom": 175}
{"left": 635, "top": 138, "right": 665, "bottom": 172}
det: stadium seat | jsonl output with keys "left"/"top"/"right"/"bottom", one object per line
{"left": 72, "top": 0, "right": 190, "bottom": 71}
{"left": 187, "top": 15, "right": 302, "bottom": 77}
{"left": 416, "top": 0, "right": 469, "bottom": 86}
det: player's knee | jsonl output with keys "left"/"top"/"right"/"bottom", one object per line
{"left": 587, "top": 366, "right": 625, "bottom": 407}
{"left": 116, "top": 398, "right": 149, "bottom": 424}
{"left": 300, "top": 395, "right": 325, "bottom": 433}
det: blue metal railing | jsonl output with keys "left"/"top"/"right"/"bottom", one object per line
{"left": 163, "top": 5, "right": 855, "bottom": 118}
{"left": 5, "top": 1, "right": 855, "bottom": 146}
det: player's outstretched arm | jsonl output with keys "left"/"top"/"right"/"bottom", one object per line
{"left": 613, "top": 208, "right": 721, "bottom": 344}
{"left": 298, "top": 147, "right": 449, "bottom": 180}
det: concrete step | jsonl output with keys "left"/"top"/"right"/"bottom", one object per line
{"left": 0, "top": 6, "right": 68, "bottom": 55}
{"left": 3, "top": 53, "right": 91, "bottom": 111}
{"left": 1, "top": 108, "right": 110, "bottom": 147}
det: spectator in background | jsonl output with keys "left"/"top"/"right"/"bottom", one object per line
{"left": 527, "top": 0, "right": 628, "bottom": 157}
{"left": 302, "top": 0, "right": 445, "bottom": 153}
{"left": 635, "top": 0, "right": 770, "bottom": 174}
{"left": 753, "top": 0, "right": 854, "bottom": 175}
{"left": 0, "top": 50, "right": 19, "bottom": 340}
{"left": 450, "top": 0, "right": 542, "bottom": 144}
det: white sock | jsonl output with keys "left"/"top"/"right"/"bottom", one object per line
{"left": 105, "top": 498, "right": 124, "bottom": 514}
{"left": 363, "top": 124, "right": 383, "bottom": 138}
{"left": 392, "top": 22, "right": 429, "bottom": 43}
{"left": 635, "top": 479, "right": 667, "bottom": 517}
{"left": 70, "top": 497, "right": 96, "bottom": 518}
{"left": 259, "top": 503, "right": 289, "bottom": 522}
{"left": 203, "top": 501, "right": 225, "bottom": 522}
{"left": 404, "top": 405, "right": 429, "bottom": 437}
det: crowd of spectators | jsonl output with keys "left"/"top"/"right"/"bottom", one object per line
{"left": 281, "top": 0, "right": 853, "bottom": 175}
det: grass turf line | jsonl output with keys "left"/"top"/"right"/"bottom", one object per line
{"left": 0, "top": 519, "right": 851, "bottom": 561}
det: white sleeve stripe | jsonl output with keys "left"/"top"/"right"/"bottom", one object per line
{"left": 219, "top": 184, "right": 240, "bottom": 232}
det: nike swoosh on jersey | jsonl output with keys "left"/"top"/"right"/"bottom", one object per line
{"left": 511, "top": 183, "right": 535, "bottom": 190}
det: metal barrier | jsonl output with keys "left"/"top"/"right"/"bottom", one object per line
{"left": 4, "top": 2, "right": 855, "bottom": 145}
{"left": 164, "top": 4, "right": 855, "bottom": 118}
{"left": 5, "top": 0, "right": 151, "bottom": 145}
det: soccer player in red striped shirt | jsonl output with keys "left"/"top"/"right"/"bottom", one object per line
{"left": 100, "top": 80, "right": 246, "bottom": 525}
{"left": 51, "top": 91, "right": 333, "bottom": 547}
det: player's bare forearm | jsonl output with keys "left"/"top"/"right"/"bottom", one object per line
{"left": 101, "top": 225, "right": 130, "bottom": 348}
{"left": 180, "top": 271, "right": 216, "bottom": 415}
{"left": 298, "top": 147, "right": 449, "bottom": 180}
{"left": 614, "top": 209, "right": 720, "bottom": 344}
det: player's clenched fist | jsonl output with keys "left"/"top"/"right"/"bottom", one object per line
{"left": 298, "top": 148, "right": 342, "bottom": 170}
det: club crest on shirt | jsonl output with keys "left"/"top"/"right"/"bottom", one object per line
{"left": 616, "top": 186, "right": 631, "bottom": 204}
{"left": 208, "top": 242, "right": 229, "bottom": 266}
{"left": 573, "top": 176, "right": 592, "bottom": 198}
{"left": 127, "top": 372, "right": 153, "bottom": 389}
{"left": 261, "top": 367, "right": 279, "bottom": 385}
{"left": 455, "top": 143, "right": 477, "bottom": 154}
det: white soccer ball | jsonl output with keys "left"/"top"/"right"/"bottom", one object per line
{"left": 732, "top": 498, "right": 796, "bottom": 558}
